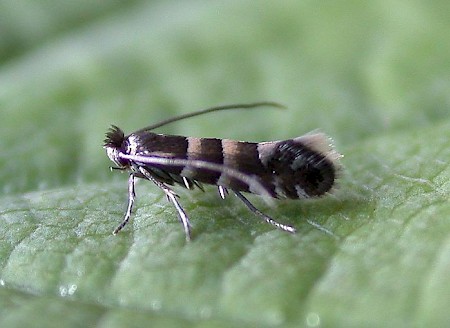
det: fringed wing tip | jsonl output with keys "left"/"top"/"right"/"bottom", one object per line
{"left": 295, "top": 131, "right": 343, "bottom": 166}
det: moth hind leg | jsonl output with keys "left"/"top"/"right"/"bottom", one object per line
{"left": 233, "top": 191, "right": 296, "bottom": 233}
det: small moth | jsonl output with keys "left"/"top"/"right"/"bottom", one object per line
{"left": 104, "top": 102, "right": 341, "bottom": 240}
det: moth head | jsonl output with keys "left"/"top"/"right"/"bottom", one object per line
{"left": 103, "top": 125, "right": 129, "bottom": 168}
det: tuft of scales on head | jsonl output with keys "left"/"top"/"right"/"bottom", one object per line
{"left": 103, "top": 125, "right": 129, "bottom": 168}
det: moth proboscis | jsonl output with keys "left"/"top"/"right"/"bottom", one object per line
{"left": 103, "top": 101, "right": 342, "bottom": 240}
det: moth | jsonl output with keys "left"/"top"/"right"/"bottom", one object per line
{"left": 104, "top": 102, "right": 341, "bottom": 240}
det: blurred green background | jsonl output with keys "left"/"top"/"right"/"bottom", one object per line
{"left": 0, "top": 1, "right": 449, "bottom": 327}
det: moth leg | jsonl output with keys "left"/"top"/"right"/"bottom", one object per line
{"left": 233, "top": 191, "right": 296, "bottom": 233}
{"left": 139, "top": 167, "right": 192, "bottom": 241}
{"left": 218, "top": 185, "right": 229, "bottom": 199}
{"left": 168, "top": 190, "right": 192, "bottom": 241}
{"left": 113, "top": 173, "right": 137, "bottom": 235}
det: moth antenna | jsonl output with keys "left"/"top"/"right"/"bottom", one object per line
{"left": 136, "top": 101, "right": 285, "bottom": 132}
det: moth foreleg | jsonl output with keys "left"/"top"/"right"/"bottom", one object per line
{"left": 113, "top": 173, "right": 137, "bottom": 235}
{"left": 139, "top": 167, "right": 192, "bottom": 241}
{"left": 233, "top": 191, "right": 296, "bottom": 234}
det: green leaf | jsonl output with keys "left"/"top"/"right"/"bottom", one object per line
{"left": 1, "top": 1, "right": 449, "bottom": 327}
